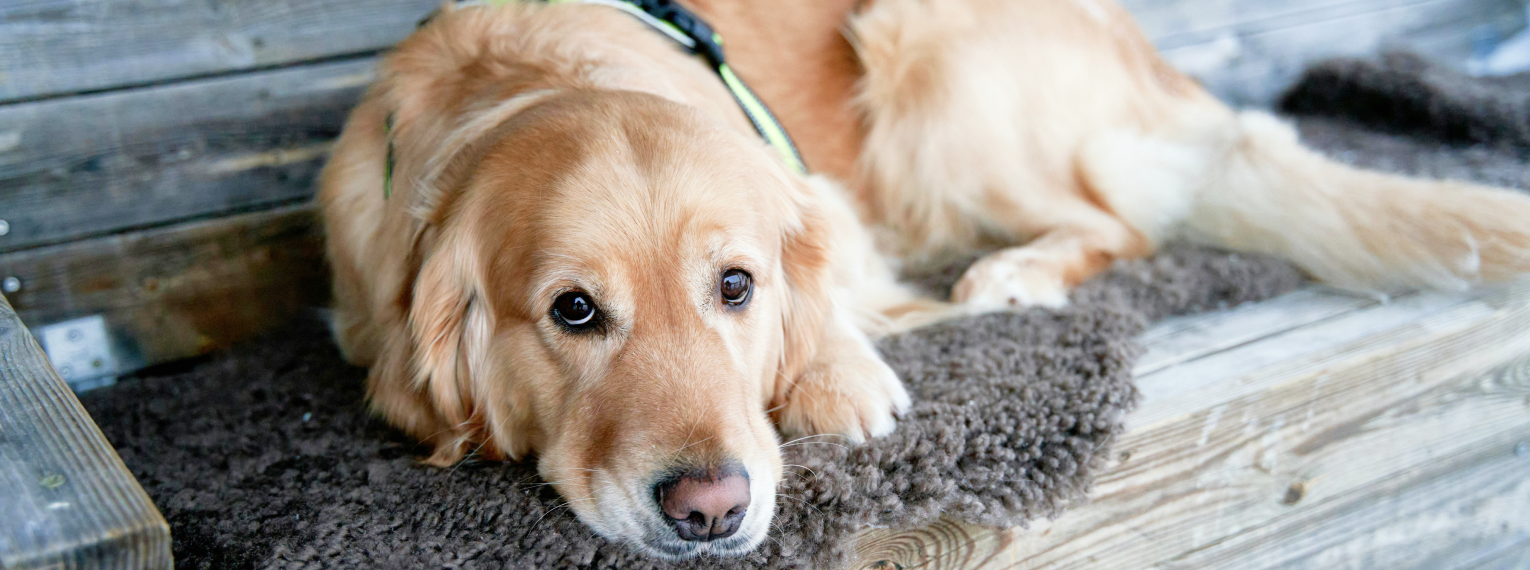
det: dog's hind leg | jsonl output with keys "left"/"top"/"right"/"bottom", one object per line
{"left": 951, "top": 212, "right": 1148, "bottom": 309}
{"left": 848, "top": 0, "right": 1195, "bottom": 310}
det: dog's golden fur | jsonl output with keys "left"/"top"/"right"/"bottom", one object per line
{"left": 320, "top": 0, "right": 1530, "bottom": 558}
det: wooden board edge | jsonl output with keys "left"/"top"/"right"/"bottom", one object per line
{"left": 0, "top": 293, "right": 172, "bottom": 569}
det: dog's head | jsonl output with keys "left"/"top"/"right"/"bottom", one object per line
{"left": 378, "top": 89, "right": 838, "bottom": 558}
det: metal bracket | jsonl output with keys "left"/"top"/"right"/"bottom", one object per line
{"left": 37, "top": 315, "right": 119, "bottom": 392}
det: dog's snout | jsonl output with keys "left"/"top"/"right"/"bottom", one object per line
{"left": 656, "top": 467, "right": 751, "bottom": 542}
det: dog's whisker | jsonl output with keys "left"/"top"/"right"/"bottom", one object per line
{"left": 511, "top": 472, "right": 550, "bottom": 490}
{"left": 528, "top": 499, "right": 582, "bottom": 532}
{"left": 779, "top": 441, "right": 849, "bottom": 450}
{"left": 775, "top": 493, "right": 825, "bottom": 518}
{"left": 780, "top": 464, "right": 818, "bottom": 478}
{"left": 761, "top": 528, "right": 789, "bottom": 553}
{"left": 669, "top": 398, "right": 715, "bottom": 463}
{"left": 778, "top": 433, "right": 851, "bottom": 447}
{"left": 446, "top": 437, "right": 496, "bottom": 478}
{"left": 525, "top": 483, "right": 609, "bottom": 532}
{"left": 675, "top": 435, "right": 715, "bottom": 452}
{"left": 522, "top": 476, "right": 588, "bottom": 490}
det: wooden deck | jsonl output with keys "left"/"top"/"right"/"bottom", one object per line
{"left": 851, "top": 283, "right": 1530, "bottom": 569}
{"left": 2, "top": 0, "right": 1527, "bottom": 565}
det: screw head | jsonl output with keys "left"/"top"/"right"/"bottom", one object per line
{"left": 1, "top": 276, "right": 19, "bottom": 293}
{"left": 1516, "top": 441, "right": 1529, "bottom": 458}
{"left": 0, "top": 219, "right": 9, "bottom": 236}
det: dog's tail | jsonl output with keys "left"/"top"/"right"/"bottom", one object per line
{"left": 1083, "top": 109, "right": 1530, "bottom": 292}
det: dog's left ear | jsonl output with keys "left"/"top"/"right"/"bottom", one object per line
{"left": 772, "top": 178, "right": 836, "bottom": 401}
{"left": 766, "top": 175, "right": 914, "bottom": 440}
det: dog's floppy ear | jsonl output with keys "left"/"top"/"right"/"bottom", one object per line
{"left": 400, "top": 234, "right": 531, "bottom": 466}
{"left": 407, "top": 237, "right": 481, "bottom": 464}
{"left": 772, "top": 178, "right": 837, "bottom": 403}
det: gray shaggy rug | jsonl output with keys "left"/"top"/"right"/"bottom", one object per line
{"left": 78, "top": 53, "right": 1528, "bottom": 569}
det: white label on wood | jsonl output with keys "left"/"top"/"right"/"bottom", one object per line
{"left": 37, "top": 315, "right": 118, "bottom": 392}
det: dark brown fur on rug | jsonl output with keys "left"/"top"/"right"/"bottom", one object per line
{"left": 78, "top": 54, "right": 1526, "bottom": 569}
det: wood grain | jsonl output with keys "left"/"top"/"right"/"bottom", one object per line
{"left": 850, "top": 284, "right": 1530, "bottom": 569}
{"left": 1127, "top": 0, "right": 1527, "bottom": 105}
{"left": 1135, "top": 287, "right": 1380, "bottom": 376}
{"left": 0, "top": 205, "right": 328, "bottom": 370}
{"left": 0, "top": 59, "right": 372, "bottom": 253}
{"left": 0, "top": 0, "right": 436, "bottom": 103}
{"left": 854, "top": 519, "right": 1017, "bottom": 570}
{"left": 0, "top": 293, "right": 171, "bottom": 569}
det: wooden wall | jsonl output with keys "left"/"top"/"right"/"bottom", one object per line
{"left": 0, "top": 0, "right": 1524, "bottom": 384}
{"left": 1124, "top": 0, "right": 1528, "bottom": 105}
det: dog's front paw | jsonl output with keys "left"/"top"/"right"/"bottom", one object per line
{"left": 951, "top": 248, "right": 1070, "bottom": 310}
{"left": 775, "top": 352, "right": 910, "bottom": 444}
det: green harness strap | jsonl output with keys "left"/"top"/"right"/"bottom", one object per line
{"left": 386, "top": 0, "right": 808, "bottom": 198}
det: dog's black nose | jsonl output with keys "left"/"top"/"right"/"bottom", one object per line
{"left": 655, "top": 466, "right": 750, "bottom": 541}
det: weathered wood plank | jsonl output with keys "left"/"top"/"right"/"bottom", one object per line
{"left": 1129, "top": 358, "right": 1530, "bottom": 570}
{"left": 0, "top": 293, "right": 171, "bottom": 568}
{"left": 1163, "top": 432, "right": 1530, "bottom": 569}
{"left": 0, "top": 59, "right": 372, "bottom": 253}
{"left": 0, "top": 0, "right": 435, "bottom": 103}
{"left": 1135, "top": 286, "right": 1380, "bottom": 376}
{"left": 1131, "top": 288, "right": 1490, "bottom": 427}
{"left": 0, "top": 205, "right": 327, "bottom": 372}
{"left": 850, "top": 284, "right": 1530, "bottom": 569}
{"left": 854, "top": 518, "right": 1013, "bottom": 570}
{"left": 1137, "top": 0, "right": 1527, "bottom": 105}
{"left": 1465, "top": 536, "right": 1530, "bottom": 570}
{"left": 1123, "top": 0, "right": 1519, "bottom": 50}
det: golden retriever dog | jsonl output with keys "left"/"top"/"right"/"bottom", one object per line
{"left": 319, "top": 0, "right": 1530, "bottom": 559}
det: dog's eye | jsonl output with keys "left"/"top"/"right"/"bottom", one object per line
{"left": 720, "top": 269, "right": 753, "bottom": 307}
{"left": 552, "top": 291, "right": 599, "bottom": 330}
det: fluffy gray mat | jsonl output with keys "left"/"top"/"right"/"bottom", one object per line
{"left": 79, "top": 53, "right": 1526, "bottom": 569}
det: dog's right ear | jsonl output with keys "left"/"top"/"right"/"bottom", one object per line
{"left": 365, "top": 231, "right": 531, "bottom": 467}
{"left": 363, "top": 60, "right": 554, "bottom": 465}
{"left": 360, "top": 232, "right": 483, "bottom": 466}
{"left": 406, "top": 234, "right": 536, "bottom": 466}
{"left": 407, "top": 236, "right": 483, "bottom": 465}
